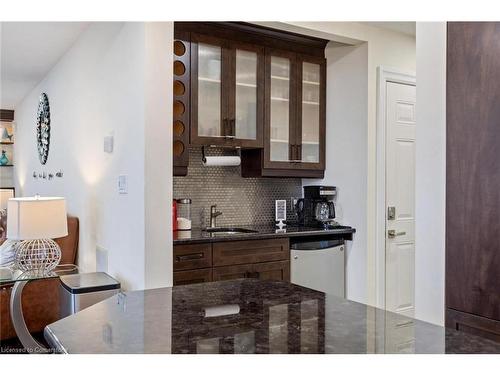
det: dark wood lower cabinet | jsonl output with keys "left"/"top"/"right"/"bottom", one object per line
{"left": 446, "top": 308, "right": 500, "bottom": 343}
{"left": 212, "top": 238, "right": 289, "bottom": 266}
{"left": 173, "top": 243, "right": 212, "bottom": 271}
{"left": 173, "top": 238, "right": 290, "bottom": 286}
{"left": 173, "top": 268, "right": 212, "bottom": 286}
{"left": 213, "top": 261, "right": 290, "bottom": 282}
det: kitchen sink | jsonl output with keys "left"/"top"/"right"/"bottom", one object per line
{"left": 204, "top": 227, "right": 258, "bottom": 235}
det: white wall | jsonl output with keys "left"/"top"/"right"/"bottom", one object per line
{"left": 14, "top": 22, "right": 173, "bottom": 290}
{"left": 414, "top": 22, "right": 446, "bottom": 326}
{"left": 144, "top": 23, "right": 173, "bottom": 289}
{"left": 306, "top": 43, "right": 368, "bottom": 303}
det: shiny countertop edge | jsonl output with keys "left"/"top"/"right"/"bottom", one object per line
{"left": 173, "top": 226, "right": 356, "bottom": 245}
{"left": 44, "top": 326, "right": 68, "bottom": 354}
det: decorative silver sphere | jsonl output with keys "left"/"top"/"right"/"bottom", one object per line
{"left": 14, "top": 239, "right": 61, "bottom": 272}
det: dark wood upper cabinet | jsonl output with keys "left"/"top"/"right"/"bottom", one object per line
{"left": 174, "top": 22, "right": 328, "bottom": 178}
{"left": 241, "top": 50, "right": 326, "bottom": 178}
{"left": 446, "top": 22, "right": 500, "bottom": 341}
{"left": 190, "top": 34, "right": 264, "bottom": 148}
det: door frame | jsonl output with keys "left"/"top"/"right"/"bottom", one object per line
{"left": 375, "top": 66, "right": 416, "bottom": 309}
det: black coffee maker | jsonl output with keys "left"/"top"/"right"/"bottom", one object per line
{"left": 296, "top": 185, "right": 337, "bottom": 228}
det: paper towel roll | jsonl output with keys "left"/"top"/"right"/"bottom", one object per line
{"left": 202, "top": 156, "right": 241, "bottom": 167}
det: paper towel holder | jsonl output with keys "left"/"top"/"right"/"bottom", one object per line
{"left": 201, "top": 145, "right": 241, "bottom": 164}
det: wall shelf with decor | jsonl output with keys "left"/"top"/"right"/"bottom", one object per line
{"left": 0, "top": 142, "right": 14, "bottom": 165}
{"left": 0, "top": 110, "right": 15, "bottom": 187}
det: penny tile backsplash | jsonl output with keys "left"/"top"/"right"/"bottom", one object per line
{"left": 173, "top": 147, "right": 302, "bottom": 228}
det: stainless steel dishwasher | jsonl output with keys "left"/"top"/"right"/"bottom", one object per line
{"left": 290, "top": 239, "right": 345, "bottom": 298}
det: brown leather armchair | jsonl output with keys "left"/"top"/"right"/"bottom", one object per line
{"left": 0, "top": 215, "right": 79, "bottom": 341}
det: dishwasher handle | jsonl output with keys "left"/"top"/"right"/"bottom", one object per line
{"left": 290, "top": 239, "right": 344, "bottom": 251}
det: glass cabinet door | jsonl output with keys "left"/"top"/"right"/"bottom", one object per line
{"left": 269, "top": 56, "right": 292, "bottom": 162}
{"left": 235, "top": 49, "right": 258, "bottom": 141}
{"left": 197, "top": 42, "right": 223, "bottom": 138}
{"left": 300, "top": 61, "right": 321, "bottom": 164}
{"left": 193, "top": 37, "right": 263, "bottom": 147}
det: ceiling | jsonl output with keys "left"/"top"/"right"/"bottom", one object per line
{"left": 364, "top": 22, "right": 416, "bottom": 36}
{"left": 0, "top": 22, "right": 89, "bottom": 109}
{"left": 0, "top": 21, "right": 414, "bottom": 109}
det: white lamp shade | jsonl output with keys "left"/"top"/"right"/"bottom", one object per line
{"left": 7, "top": 197, "right": 68, "bottom": 240}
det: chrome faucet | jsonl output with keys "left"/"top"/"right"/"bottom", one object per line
{"left": 210, "top": 205, "right": 223, "bottom": 228}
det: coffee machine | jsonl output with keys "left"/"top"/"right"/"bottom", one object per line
{"left": 295, "top": 185, "right": 337, "bottom": 228}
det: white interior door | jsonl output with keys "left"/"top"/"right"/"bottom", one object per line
{"left": 385, "top": 81, "right": 416, "bottom": 318}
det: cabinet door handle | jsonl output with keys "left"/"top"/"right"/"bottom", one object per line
{"left": 230, "top": 119, "right": 236, "bottom": 137}
{"left": 288, "top": 144, "right": 302, "bottom": 163}
{"left": 176, "top": 253, "right": 204, "bottom": 262}
{"left": 223, "top": 118, "right": 230, "bottom": 136}
{"left": 245, "top": 271, "right": 260, "bottom": 279}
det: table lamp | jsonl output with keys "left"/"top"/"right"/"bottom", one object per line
{"left": 7, "top": 196, "right": 68, "bottom": 272}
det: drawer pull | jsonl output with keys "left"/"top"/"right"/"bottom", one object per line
{"left": 176, "top": 253, "right": 204, "bottom": 262}
{"left": 245, "top": 271, "right": 260, "bottom": 279}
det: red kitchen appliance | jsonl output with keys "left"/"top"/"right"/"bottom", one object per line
{"left": 172, "top": 199, "right": 178, "bottom": 231}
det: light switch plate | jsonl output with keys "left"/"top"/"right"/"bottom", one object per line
{"left": 104, "top": 135, "right": 114, "bottom": 153}
{"left": 118, "top": 175, "right": 128, "bottom": 194}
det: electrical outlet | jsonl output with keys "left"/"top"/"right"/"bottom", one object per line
{"left": 96, "top": 245, "right": 108, "bottom": 272}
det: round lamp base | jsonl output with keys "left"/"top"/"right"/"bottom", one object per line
{"left": 14, "top": 239, "right": 62, "bottom": 272}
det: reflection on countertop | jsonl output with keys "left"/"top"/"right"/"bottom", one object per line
{"left": 44, "top": 279, "right": 500, "bottom": 354}
{"left": 173, "top": 224, "right": 356, "bottom": 244}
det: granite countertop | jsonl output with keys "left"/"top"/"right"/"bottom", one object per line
{"left": 173, "top": 224, "right": 356, "bottom": 244}
{"left": 44, "top": 279, "right": 500, "bottom": 354}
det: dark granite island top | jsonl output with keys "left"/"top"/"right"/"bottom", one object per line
{"left": 44, "top": 279, "right": 500, "bottom": 354}
{"left": 173, "top": 224, "right": 356, "bottom": 245}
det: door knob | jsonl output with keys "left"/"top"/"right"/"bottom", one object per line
{"left": 387, "top": 229, "right": 406, "bottom": 238}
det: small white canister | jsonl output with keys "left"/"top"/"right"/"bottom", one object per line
{"left": 176, "top": 198, "right": 192, "bottom": 230}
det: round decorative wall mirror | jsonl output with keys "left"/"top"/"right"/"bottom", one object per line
{"left": 36, "top": 93, "right": 51, "bottom": 165}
